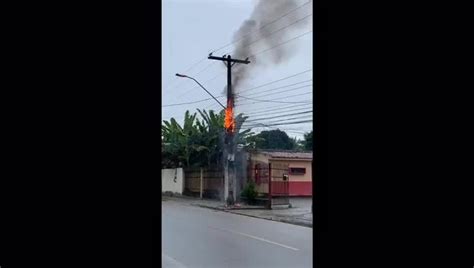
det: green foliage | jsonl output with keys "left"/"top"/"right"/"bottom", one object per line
{"left": 234, "top": 113, "right": 261, "bottom": 150}
{"left": 243, "top": 134, "right": 264, "bottom": 150}
{"left": 254, "top": 129, "right": 297, "bottom": 150}
{"left": 162, "top": 111, "right": 200, "bottom": 168}
{"left": 241, "top": 180, "right": 258, "bottom": 203}
{"left": 300, "top": 131, "right": 313, "bottom": 151}
{"left": 161, "top": 109, "right": 253, "bottom": 169}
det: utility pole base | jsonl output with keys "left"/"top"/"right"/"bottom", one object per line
{"left": 226, "top": 193, "right": 235, "bottom": 206}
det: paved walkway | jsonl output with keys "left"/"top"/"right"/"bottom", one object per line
{"left": 162, "top": 195, "right": 313, "bottom": 228}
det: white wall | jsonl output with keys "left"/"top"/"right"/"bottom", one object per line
{"left": 162, "top": 168, "right": 185, "bottom": 194}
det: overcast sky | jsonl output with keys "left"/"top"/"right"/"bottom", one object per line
{"left": 162, "top": 0, "right": 313, "bottom": 140}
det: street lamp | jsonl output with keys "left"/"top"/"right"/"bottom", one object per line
{"left": 175, "top": 73, "right": 226, "bottom": 109}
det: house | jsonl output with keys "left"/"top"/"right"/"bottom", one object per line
{"left": 248, "top": 150, "right": 313, "bottom": 196}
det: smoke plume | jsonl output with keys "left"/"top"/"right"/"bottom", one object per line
{"left": 227, "top": 0, "right": 312, "bottom": 93}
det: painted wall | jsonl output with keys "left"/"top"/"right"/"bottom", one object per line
{"left": 162, "top": 168, "right": 185, "bottom": 194}
{"left": 248, "top": 153, "right": 313, "bottom": 196}
{"left": 270, "top": 159, "right": 312, "bottom": 196}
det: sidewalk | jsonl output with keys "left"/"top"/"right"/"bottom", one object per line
{"left": 162, "top": 195, "right": 313, "bottom": 228}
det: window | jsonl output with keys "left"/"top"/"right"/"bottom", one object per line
{"left": 289, "top": 167, "right": 306, "bottom": 175}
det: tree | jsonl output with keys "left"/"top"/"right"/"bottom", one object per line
{"left": 300, "top": 131, "right": 313, "bottom": 151}
{"left": 161, "top": 109, "right": 253, "bottom": 169}
{"left": 233, "top": 113, "right": 259, "bottom": 149}
{"left": 162, "top": 111, "right": 198, "bottom": 168}
{"left": 291, "top": 136, "right": 304, "bottom": 151}
{"left": 196, "top": 109, "right": 225, "bottom": 168}
{"left": 254, "top": 129, "right": 297, "bottom": 150}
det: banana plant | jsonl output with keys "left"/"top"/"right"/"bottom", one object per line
{"left": 161, "top": 108, "right": 260, "bottom": 169}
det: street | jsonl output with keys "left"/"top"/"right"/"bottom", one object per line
{"left": 162, "top": 200, "right": 312, "bottom": 268}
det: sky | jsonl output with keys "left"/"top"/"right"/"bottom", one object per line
{"left": 162, "top": 0, "right": 313, "bottom": 140}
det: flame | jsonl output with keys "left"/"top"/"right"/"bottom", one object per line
{"left": 224, "top": 99, "right": 235, "bottom": 133}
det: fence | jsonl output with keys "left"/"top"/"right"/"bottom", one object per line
{"left": 184, "top": 167, "right": 223, "bottom": 199}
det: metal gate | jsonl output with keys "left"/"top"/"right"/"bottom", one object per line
{"left": 249, "top": 162, "right": 290, "bottom": 208}
{"left": 269, "top": 162, "right": 290, "bottom": 207}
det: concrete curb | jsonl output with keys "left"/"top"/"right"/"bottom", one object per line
{"left": 162, "top": 194, "right": 193, "bottom": 199}
{"left": 224, "top": 205, "right": 267, "bottom": 210}
{"left": 194, "top": 204, "right": 227, "bottom": 211}
{"left": 195, "top": 204, "right": 313, "bottom": 228}
{"left": 194, "top": 204, "right": 264, "bottom": 210}
{"left": 197, "top": 203, "right": 266, "bottom": 210}
{"left": 229, "top": 207, "right": 267, "bottom": 210}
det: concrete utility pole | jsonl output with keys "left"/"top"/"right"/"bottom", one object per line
{"left": 208, "top": 53, "right": 250, "bottom": 205}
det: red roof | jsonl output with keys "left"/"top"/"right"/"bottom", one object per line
{"left": 255, "top": 150, "right": 313, "bottom": 160}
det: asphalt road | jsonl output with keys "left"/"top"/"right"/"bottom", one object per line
{"left": 162, "top": 200, "right": 312, "bottom": 268}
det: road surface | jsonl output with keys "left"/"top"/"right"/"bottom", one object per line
{"left": 162, "top": 199, "right": 312, "bottom": 268}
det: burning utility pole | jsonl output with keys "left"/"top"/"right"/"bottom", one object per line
{"left": 208, "top": 53, "right": 250, "bottom": 205}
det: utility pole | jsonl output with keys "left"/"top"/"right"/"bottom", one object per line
{"left": 208, "top": 53, "right": 250, "bottom": 205}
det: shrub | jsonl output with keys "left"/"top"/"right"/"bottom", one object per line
{"left": 241, "top": 181, "right": 258, "bottom": 204}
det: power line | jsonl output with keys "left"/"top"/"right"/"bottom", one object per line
{"left": 236, "top": 14, "right": 313, "bottom": 53}
{"left": 271, "top": 91, "right": 313, "bottom": 100}
{"left": 164, "top": 1, "right": 311, "bottom": 94}
{"left": 163, "top": 58, "right": 208, "bottom": 92}
{"left": 239, "top": 110, "right": 312, "bottom": 123}
{"left": 239, "top": 69, "right": 312, "bottom": 94}
{"left": 241, "top": 105, "right": 312, "bottom": 117}
{"left": 174, "top": 70, "right": 226, "bottom": 100}
{"left": 237, "top": 84, "right": 312, "bottom": 100}
{"left": 237, "top": 96, "right": 311, "bottom": 104}
{"left": 173, "top": 67, "right": 224, "bottom": 101}
{"left": 249, "top": 30, "right": 313, "bottom": 58}
{"left": 163, "top": 98, "right": 212, "bottom": 107}
{"left": 193, "top": 61, "right": 218, "bottom": 77}
{"left": 243, "top": 122, "right": 312, "bottom": 130}
{"left": 166, "top": 55, "right": 222, "bottom": 97}
{"left": 243, "top": 119, "right": 313, "bottom": 127}
{"left": 173, "top": 24, "right": 311, "bottom": 100}
{"left": 240, "top": 111, "right": 312, "bottom": 124}
{"left": 163, "top": 95, "right": 226, "bottom": 107}
{"left": 203, "top": 101, "right": 222, "bottom": 111}
{"left": 169, "top": 28, "right": 312, "bottom": 102}
{"left": 169, "top": 27, "right": 313, "bottom": 98}
{"left": 206, "top": 95, "right": 312, "bottom": 113}
{"left": 239, "top": 79, "right": 312, "bottom": 97}
{"left": 205, "top": 73, "right": 312, "bottom": 110}
{"left": 238, "top": 102, "right": 312, "bottom": 115}
{"left": 171, "top": 65, "right": 223, "bottom": 100}
{"left": 248, "top": 125, "right": 308, "bottom": 135}
{"left": 242, "top": 114, "right": 313, "bottom": 126}
{"left": 243, "top": 122, "right": 311, "bottom": 132}
{"left": 181, "top": 57, "right": 208, "bottom": 73}
{"left": 236, "top": 92, "right": 312, "bottom": 105}
{"left": 165, "top": 26, "right": 312, "bottom": 115}
{"left": 211, "top": 0, "right": 312, "bottom": 54}
{"left": 243, "top": 115, "right": 312, "bottom": 126}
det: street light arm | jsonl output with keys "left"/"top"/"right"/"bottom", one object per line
{"left": 175, "top": 74, "right": 226, "bottom": 109}
{"left": 191, "top": 77, "right": 226, "bottom": 109}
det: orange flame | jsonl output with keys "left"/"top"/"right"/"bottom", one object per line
{"left": 224, "top": 99, "right": 235, "bottom": 133}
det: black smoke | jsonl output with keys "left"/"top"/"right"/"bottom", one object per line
{"left": 228, "top": 0, "right": 312, "bottom": 93}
